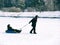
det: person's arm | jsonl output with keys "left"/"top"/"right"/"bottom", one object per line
{"left": 29, "top": 20, "right": 32, "bottom": 24}
{"left": 29, "top": 17, "right": 35, "bottom": 24}
{"left": 29, "top": 18, "right": 33, "bottom": 24}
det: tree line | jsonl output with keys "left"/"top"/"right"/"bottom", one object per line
{"left": 0, "top": 0, "right": 60, "bottom": 12}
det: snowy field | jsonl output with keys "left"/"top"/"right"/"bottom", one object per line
{"left": 0, "top": 12, "right": 60, "bottom": 45}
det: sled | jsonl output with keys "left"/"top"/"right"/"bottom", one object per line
{"left": 6, "top": 29, "right": 22, "bottom": 33}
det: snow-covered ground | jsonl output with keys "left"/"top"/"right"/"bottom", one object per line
{"left": 0, "top": 11, "right": 60, "bottom": 17}
{"left": 0, "top": 12, "right": 60, "bottom": 45}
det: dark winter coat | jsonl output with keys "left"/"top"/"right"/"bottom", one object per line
{"left": 29, "top": 15, "right": 38, "bottom": 27}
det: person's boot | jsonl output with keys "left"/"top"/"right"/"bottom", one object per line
{"left": 34, "top": 30, "right": 37, "bottom": 34}
{"left": 34, "top": 32, "right": 37, "bottom": 34}
{"left": 30, "top": 30, "right": 32, "bottom": 34}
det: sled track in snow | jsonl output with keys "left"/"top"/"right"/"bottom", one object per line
{"left": 0, "top": 16, "right": 60, "bottom": 19}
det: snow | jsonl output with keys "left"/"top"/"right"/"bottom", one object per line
{"left": 0, "top": 12, "right": 60, "bottom": 45}
{"left": 0, "top": 11, "right": 60, "bottom": 17}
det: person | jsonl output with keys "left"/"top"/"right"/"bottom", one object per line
{"left": 6, "top": 24, "right": 21, "bottom": 33}
{"left": 29, "top": 15, "right": 38, "bottom": 34}
{"left": 7, "top": 24, "right": 13, "bottom": 30}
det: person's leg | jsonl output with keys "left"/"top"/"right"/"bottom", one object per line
{"left": 30, "top": 28, "right": 33, "bottom": 33}
{"left": 33, "top": 26, "right": 36, "bottom": 34}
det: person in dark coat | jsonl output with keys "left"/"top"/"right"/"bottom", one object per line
{"left": 6, "top": 24, "right": 21, "bottom": 33}
{"left": 7, "top": 24, "right": 12, "bottom": 30}
{"left": 29, "top": 15, "right": 38, "bottom": 34}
